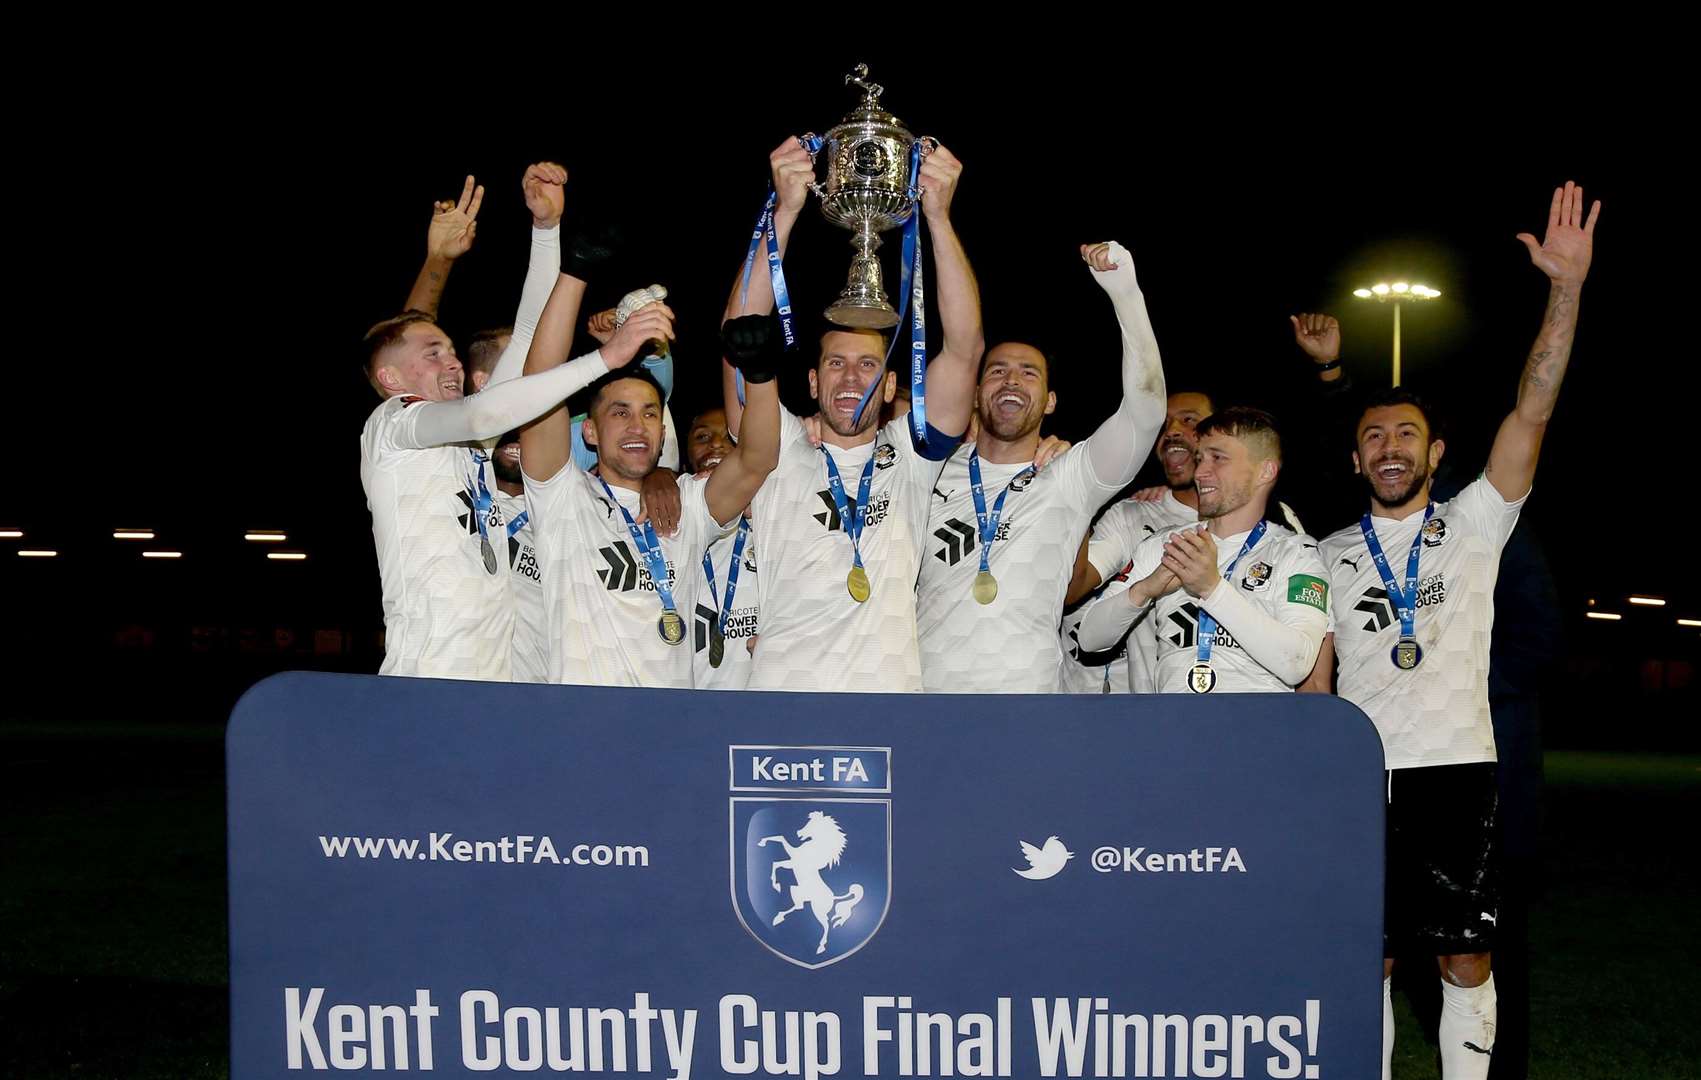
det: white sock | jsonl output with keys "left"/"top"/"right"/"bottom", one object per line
{"left": 1382, "top": 977, "right": 1394, "bottom": 1080}
{"left": 1437, "top": 973, "right": 1496, "bottom": 1079}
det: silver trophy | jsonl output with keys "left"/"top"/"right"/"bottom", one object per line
{"left": 801, "top": 64, "right": 936, "bottom": 330}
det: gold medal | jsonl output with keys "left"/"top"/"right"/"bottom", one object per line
{"left": 658, "top": 610, "right": 686, "bottom": 646}
{"left": 972, "top": 570, "right": 998, "bottom": 605}
{"left": 847, "top": 565, "right": 871, "bottom": 603}
{"left": 1187, "top": 662, "right": 1218, "bottom": 694}
{"left": 1393, "top": 639, "right": 1423, "bottom": 670}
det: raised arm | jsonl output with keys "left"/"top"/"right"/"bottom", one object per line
{"left": 913, "top": 144, "right": 983, "bottom": 438}
{"left": 1485, "top": 180, "right": 1600, "bottom": 502}
{"left": 386, "top": 351, "right": 613, "bottom": 452}
{"left": 484, "top": 163, "right": 567, "bottom": 390}
{"left": 720, "top": 138, "right": 814, "bottom": 436}
{"left": 403, "top": 175, "right": 483, "bottom": 318}
{"left": 1078, "top": 241, "right": 1167, "bottom": 487}
{"left": 705, "top": 316, "right": 785, "bottom": 524}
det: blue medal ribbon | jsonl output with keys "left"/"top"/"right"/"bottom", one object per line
{"left": 851, "top": 139, "right": 929, "bottom": 447}
{"left": 967, "top": 449, "right": 1031, "bottom": 577}
{"left": 1359, "top": 504, "right": 1433, "bottom": 657}
{"left": 1196, "top": 521, "right": 1269, "bottom": 667}
{"left": 701, "top": 515, "right": 751, "bottom": 637}
{"left": 505, "top": 509, "right": 529, "bottom": 539}
{"left": 735, "top": 135, "right": 823, "bottom": 407}
{"left": 820, "top": 445, "right": 877, "bottom": 581}
{"left": 596, "top": 476, "right": 680, "bottom": 622}
{"left": 467, "top": 450, "right": 495, "bottom": 546}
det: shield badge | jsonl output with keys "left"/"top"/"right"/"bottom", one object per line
{"left": 728, "top": 746, "right": 892, "bottom": 969}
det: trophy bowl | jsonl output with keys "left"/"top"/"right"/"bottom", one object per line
{"left": 802, "top": 64, "right": 935, "bottom": 330}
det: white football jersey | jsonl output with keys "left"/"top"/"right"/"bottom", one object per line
{"left": 745, "top": 410, "right": 946, "bottom": 693}
{"left": 525, "top": 466, "right": 727, "bottom": 688}
{"left": 917, "top": 443, "right": 1123, "bottom": 691}
{"left": 1320, "top": 476, "right": 1526, "bottom": 770}
{"left": 1061, "top": 490, "right": 1198, "bottom": 693}
{"left": 692, "top": 518, "right": 760, "bottom": 690}
{"left": 493, "top": 490, "right": 549, "bottom": 683}
{"left": 360, "top": 396, "right": 513, "bottom": 680}
{"left": 1112, "top": 523, "right": 1331, "bottom": 694}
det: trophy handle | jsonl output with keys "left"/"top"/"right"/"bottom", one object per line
{"left": 910, "top": 136, "right": 940, "bottom": 201}
{"left": 796, "top": 133, "right": 826, "bottom": 199}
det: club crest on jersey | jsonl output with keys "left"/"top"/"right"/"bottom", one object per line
{"left": 743, "top": 547, "right": 759, "bottom": 574}
{"left": 873, "top": 443, "right": 898, "bottom": 470}
{"left": 1240, "top": 561, "right": 1273, "bottom": 591}
{"left": 1009, "top": 471, "right": 1035, "bottom": 493}
{"left": 730, "top": 746, "right": 892, "bottom": 969}
{"left": 1422, "top": 517, "right": 1449, "bottom": 548}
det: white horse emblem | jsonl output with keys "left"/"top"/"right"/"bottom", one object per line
{"left": 759, "top": 811, "right": 866, "bottom": 955}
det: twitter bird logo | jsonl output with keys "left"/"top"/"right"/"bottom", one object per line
{"left": 1013, "top": 836, "right": 1074, "bottom": 880}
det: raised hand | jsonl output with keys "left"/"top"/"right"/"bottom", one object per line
{"left": 918, "top": 142, "right": 963, "bottom": 223}
{"left": 521, "top": 162, "right": 567, "bottom": 229}
{"left": 601, "top": 303, "right": 675, "bottom": 369}
{"left": 1517, "top": 180, "right": 1601, "bottom": 287}
{"left": 426, "top": 175, "right": 484, "bottom": 261}
{"left": 586, "top": 308, "right": 617, "bottom": 345}
{"left": 1080, "top": 242, "right": 1120, "bottom": 272}
{"left": 771, "top": 137, "right": 816, "bottom": 218}
{"left": 1289, "top": 313, "right": 1341, "bottom": 364}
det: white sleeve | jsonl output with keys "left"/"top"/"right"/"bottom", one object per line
{"left": 1195, "top": 543, "right": 1330, "bottom": 686}
{"left": 661, "top": 406, "right": 680, "bottom": 472}
{"left": 1080, "top": 241, "right": 1167, "bottom": 489}
{"left": 1076, "top": 533, "right": 1168, "bottom": 653}
{"left": 383, "top": 351, "right": 608, "bottom": 450}
{"left": 678, "top": 474, "right": 736, "bottom": 550}
{"left": 1086, "top": 504, "right": 1144, "bottom": 584}
{"left": 1451, "top": 474, "right": 1528, "bottom": 554}
{"left": 486, "top": 226, "right": 562, "bottom": 390}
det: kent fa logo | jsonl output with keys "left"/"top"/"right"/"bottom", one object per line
{"left": 730, "top": 746, "right": 892, "bottom": 969}
{"left": 597, "top": 542, "right": 639, "bottom": 591}
{"left": 933, "top": 519, "right": 976, "bottom": 566}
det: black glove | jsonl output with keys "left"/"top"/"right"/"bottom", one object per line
{"left": 561, "top": 222, "right": 622, "bottom": 282}
{"left": 721, "top": 315, "right": 784, "bottom": 384}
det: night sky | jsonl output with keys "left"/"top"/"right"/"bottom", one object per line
{"left": 9, "top": 49, "right": 1694, "bottom": 668}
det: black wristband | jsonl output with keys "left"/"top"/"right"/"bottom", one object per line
{"left": 722, "top": 315, "right": 783, "bottom": 384}
{"left": 561, "top": 223, "right": 621, "bottom": 281}
{"left": 1316, "top": 359, "right": 1342, "bottom": 374}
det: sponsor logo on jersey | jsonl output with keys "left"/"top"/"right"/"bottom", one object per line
{"left": 811, "top": 491, "right": 891, "bottom": 532}
{"left": 1287, "top": 574, "right": 1328, "bottom": 612}
{"left": 1163, "top": 602, "right": 1240, "bottom": 652}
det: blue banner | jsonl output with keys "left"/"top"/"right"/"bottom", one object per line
{"left": 229, "top": 673, "right": 1384, "bottom": 1078}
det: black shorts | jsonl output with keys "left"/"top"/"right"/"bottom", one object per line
{"left": 1384, "top": 762, "right": 1499, "bottom": 956}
